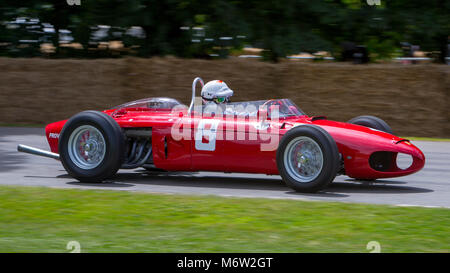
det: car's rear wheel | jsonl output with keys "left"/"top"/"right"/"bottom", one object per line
{"left": 59, "top": 111, "right": 125, "bottom": 182}
{"left": 277, "top": 125, "right": 340, "bottom": 193}
{"left": 347, "top": 115, "right": 393, "bottom": 134}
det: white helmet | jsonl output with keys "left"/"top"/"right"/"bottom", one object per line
{"left": 201, "top": 80, "right": 233, "bottom": 104}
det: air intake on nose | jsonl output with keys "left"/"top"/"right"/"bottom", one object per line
{"left": 396, "top": 153, "right": 413, "bottom": 170}
{"left": 369, "top": 151, "right": 395, "bottom": 172}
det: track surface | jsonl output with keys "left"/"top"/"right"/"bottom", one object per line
{"left": 1, "top": 127, "right": 449, "bottom": 208}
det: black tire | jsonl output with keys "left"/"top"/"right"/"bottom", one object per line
{"left": 59, "top": 111, "right": 125, "bottom": 182}
{"left": 347, "top": 115, "right": 393, "bottom": 134}
{"left": 276, "top": 125, "right": 340, "bottom": 193}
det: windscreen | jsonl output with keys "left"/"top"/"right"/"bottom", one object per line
{"left": 111, "top": 97, "right": 183, "bottom": 117}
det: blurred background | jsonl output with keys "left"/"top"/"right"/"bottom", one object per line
{"left": 0, "top": 0, "right": 449, "bottom": 136}
{"left": 1, "top": 0, "right": 449, "bottom": 62}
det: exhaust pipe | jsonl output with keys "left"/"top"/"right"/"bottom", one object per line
{"left": 17, "top": 144, "right": 60, "bottom": 160}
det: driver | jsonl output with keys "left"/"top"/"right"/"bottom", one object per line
{"left": 201, "top": 80, "right": 234, "bottom": 116}
{"left": 201, "top": 80, "right": 233, "bottom": 105}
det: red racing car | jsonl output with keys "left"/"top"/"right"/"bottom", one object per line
{"left": 18, "top": 77, "right": 425, "bottom": 192}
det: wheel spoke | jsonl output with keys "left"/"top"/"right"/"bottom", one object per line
{"left": 68, "top": 125, "right": 106, "bottom": 170}
{"left": 284, "top": 136, "right": 324, "bottom": 183}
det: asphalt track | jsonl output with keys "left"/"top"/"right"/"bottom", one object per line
{"left": 1, "top": 127, "right": 449, "bottom": 208}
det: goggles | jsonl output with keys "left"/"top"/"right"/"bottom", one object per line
{"left": 213, "top": 97, "right": 226, "bottom": 104}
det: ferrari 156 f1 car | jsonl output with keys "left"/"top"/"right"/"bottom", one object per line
{"left": 18, "top": 77, "right": 425, "bottom": 192}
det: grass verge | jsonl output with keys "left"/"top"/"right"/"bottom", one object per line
{"left": 0, "top": 185, "right": 448, "bottom": 253}
{"left": 403, "top": 136, "right": 450, "bottom": 142}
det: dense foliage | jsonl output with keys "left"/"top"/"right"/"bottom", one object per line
{"left": 0, "top": 0, "right": 448, "bottom": 62}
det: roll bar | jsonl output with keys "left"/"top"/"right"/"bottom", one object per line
{"left": 188, "top": 77, "right": 204, "bottom": 114}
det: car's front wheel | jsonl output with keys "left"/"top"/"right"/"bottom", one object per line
{"left": 59, "top": 111, "right": 125, "bottom": 182}
{"left": 277, "top": 125, "right": 340, "bottom": 193}
{"left": 347, "top": 115, "right": 393, "bottom": 134}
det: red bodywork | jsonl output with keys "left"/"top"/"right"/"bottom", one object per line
{"left": 45, "top": 101, "right": 425, "bottom": 180}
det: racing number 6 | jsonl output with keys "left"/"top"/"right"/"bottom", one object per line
{"left": 195, "top": 119, "right": 220, "bottom": 151}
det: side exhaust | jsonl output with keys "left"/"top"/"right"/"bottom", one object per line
{"left": 17, "top": 144, "right": 60, "bottom": 160}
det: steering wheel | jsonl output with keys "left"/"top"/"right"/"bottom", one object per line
{"left": 262, "top": 99, "right": 284, "bottom": 107}
{"left": 262, "top": 99, "right": 284, "bottom": 117}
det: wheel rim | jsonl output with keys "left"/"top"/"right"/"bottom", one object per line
{"left": 67, "top": 125, "right": 106, "bottom": 170}
{"left": 283, "top": 136, "right": 323, "bottom": 183}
